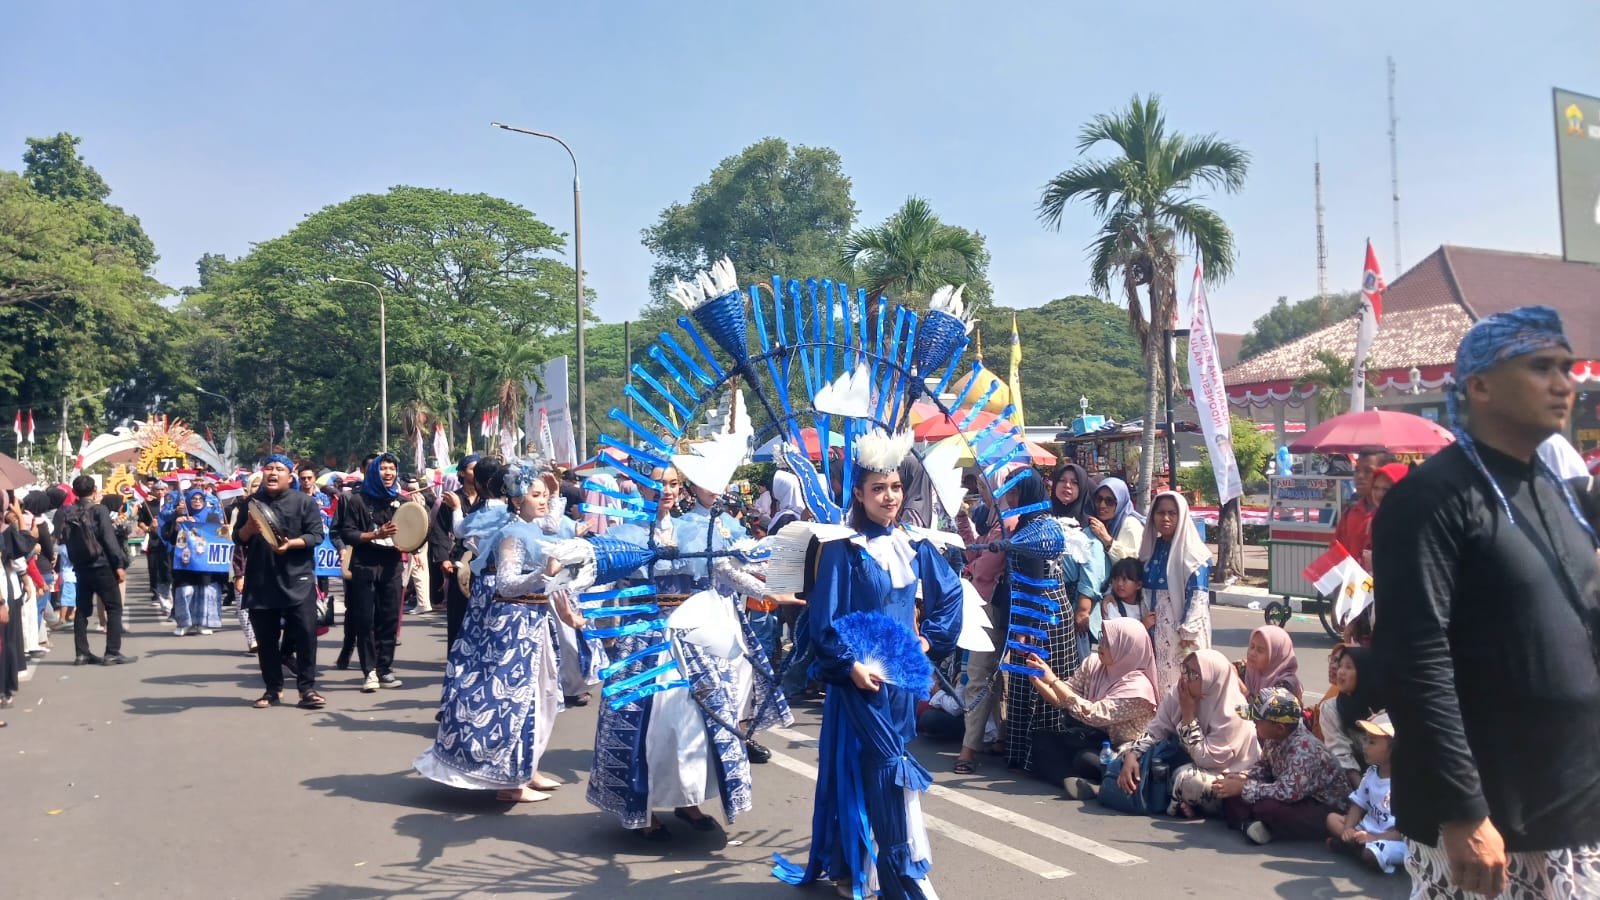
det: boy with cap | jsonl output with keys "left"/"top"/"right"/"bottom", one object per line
{"left": 1326, "top": 711, "right": 1403, "bottom": 873}
{"left": 1212, "top": 686, "right": 1348, "bottom": 845}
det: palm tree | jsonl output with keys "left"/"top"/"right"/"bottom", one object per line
{"left": 1037, "top": 94, "right": 1249, "bottom": 511}
{"left": 1295, "top": 350, "right": 1374, "bottom": 420}
{"left": 842, "top": 196, "right": 986, "bottom": 308}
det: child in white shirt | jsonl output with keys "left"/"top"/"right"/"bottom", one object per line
{"left": 1325, "top": 711, "right": 1403, "bottom": 873}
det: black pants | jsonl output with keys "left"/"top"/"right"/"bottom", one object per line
{"left": 146, "top": 547, "right": 171, "bottom": 600}
{"left": 74, "top": 566, "right": 124, "bottom": 656}
{"left": 1030, "top": 724, "right": 1112, "bottom": 786}
{"left": 444, "top": 567, "right": 468, "bottom": 652}
{"left": 250, "top": 602, "right": 317, "bottom": 696}
{"left": 345, "top": 561, "right": 402, "bottom": 676}
{"left": 2, "top": 594, "right": 23, "bottom": 694}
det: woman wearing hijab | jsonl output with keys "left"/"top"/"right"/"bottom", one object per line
{"left": 1118, "top": 648, "right": 1261, "bottom": 819}
{"left": 1022, "top": 617, "right": 1160, "bottom": 798}
{"left": 417, "top": 461, "right": 586, "bottom": 802}
{"left": 163, "top": 488, "right": 226, "bottom": 635}
{"left": 1320, "top": 645, "right": 1382, "bottom": 788}
{"left": 1003, "top": 469, "right": 1103, "bottom": 776}
{"left": 1086, "top": 476, "right": 1144, "bottom": 564}
{"left": 1, "top": 494, "right": 40, "bottom": 712}
{"left": 335, "top": 452, "right": 407, "bottom": 692}
{"left": 1239, "top": 625, "right": 1302, "bottom": 701}
{"left": 1050, "top": 462, "right": 1107, "bottom": 664}
{"left": 1138, "top": 490, "right": 1213, "bottom": 697}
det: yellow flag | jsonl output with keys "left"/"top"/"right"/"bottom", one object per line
{"left": 1009, "top": 313, "right": 1026, "bottom": 427}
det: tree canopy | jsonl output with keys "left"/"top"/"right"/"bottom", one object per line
{"left": 993, "top": 295, "right": 1145, "bottom": 425}
{"left": 843, "top": 196, "right": 992, "bottom": 313}
{"left": 1238, "top": 291, "right": 1361, "bottom": 361}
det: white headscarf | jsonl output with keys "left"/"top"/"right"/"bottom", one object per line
{"left": 770, "top": 469, "right": 806, "bottom": 523}
{"left": 1137, "top": 490, "right": 1211, "bottom": 595}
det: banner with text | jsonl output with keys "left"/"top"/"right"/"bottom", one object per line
{"left": 1186, "top": 262, "right": 1243, "bottom": 505}
{"left": 526, "top": 356, "right": 577, "bottom": 465}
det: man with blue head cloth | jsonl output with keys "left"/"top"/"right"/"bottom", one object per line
{"left": 333, "top": 451, "right": 407, "bottom": 692}
{"left": 235, "top": 454, "right": 326, "bottom": 709}
{"left": 1373, "top": 306, "right": 1600, "bottom": 898}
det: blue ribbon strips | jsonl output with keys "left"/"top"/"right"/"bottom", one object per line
{"left": 597, "top": 641, "right": 672, "bottom": 679}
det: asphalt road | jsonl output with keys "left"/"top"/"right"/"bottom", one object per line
{"left": 1, "top": 570, "right": 1402, "bottom": 899}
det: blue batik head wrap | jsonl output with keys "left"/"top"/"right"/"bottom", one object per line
{"left": 257, "top": 454, "right": 297, "bottom": 497}
{"left": 1446, "top": 305, "right": 1591, "bottom": 538}
{"left": 362, "top": 452, "right": 402, "bottom": 501}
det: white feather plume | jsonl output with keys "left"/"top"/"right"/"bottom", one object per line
{"left": 919, "top": 435, "right": 969, "bottom": 520}
{"left": 543, "top": 538, "right": 598, "bottom": 593}
{"left": 928, "top": 284, "right": 973, "bottom": 333}
{"left": 855, "top": 428, "right": 914, "bottom": 475}
{"left": 666, "top": 257, "right": 738, "bottom": 312}
{"left": 707, "top": 256, "right": 738, "bottom": 296}
{"left": 667, "top": 275, "right": 704, "bottom": 311}
{"left": 813, "top": 363, "right": 873, "bottom": 418}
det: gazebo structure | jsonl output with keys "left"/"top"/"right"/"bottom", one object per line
{"left": 1222, "top": 245, "right": 1600, "bottom": 452}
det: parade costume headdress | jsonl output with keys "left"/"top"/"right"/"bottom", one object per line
{"left": 561, "top": 256, "right": 1035, "bottom": 709}
{"left": 1446, "top": 305, "right": 1592, "bottom": 538}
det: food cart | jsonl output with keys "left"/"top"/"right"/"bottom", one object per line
{"left": 1263, "top": 474, "right": 1352, "bottom": 637}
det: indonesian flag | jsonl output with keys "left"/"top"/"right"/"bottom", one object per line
{"left": 413, "top": 424, "right": 426, "bottom": 474}
{"left": 215, "top": 480, "right": 245, "bottom": 501}
{"left": 1302, "top": 541, "right": 1373, "bottom": 626}
{"left": 27, "top": 410, "right": 35, "bottom": 444}
{"left": 132, "top": 482, "right": 150, "bottom": 502}
{"left": 1350, "top": 241, "right": 1386, "bottom": 413}
{"left": 73, "top": 425, "right": 91, "bottom": 473}
{"left": 479, "top": 410, "right": 491, "bottom": 438}
{"left": 12, "top": 411, "right": 19, "bottom": 444}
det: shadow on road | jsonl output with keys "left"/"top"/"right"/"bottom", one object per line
{"left": 122, "top": 694, "right": 267, "bottom": 715}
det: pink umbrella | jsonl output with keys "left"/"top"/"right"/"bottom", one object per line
{"left": 1287, "top": 409, "right": 1455, "bottom": 455}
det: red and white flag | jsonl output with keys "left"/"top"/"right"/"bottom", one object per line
{"left": 73, "top": 425, "right": 91, "bottom": 473}
{"left": 431, "top": 421, "right": 450, "bottom": 469}
{"left": 11, "top": 411, "right": 20, "bottom": 444}
{"left": 1350, "top": 241, "right": 1386, "bottom": 413}
{"left": 1302, "top": 541, "right": 1373, "bottom": 625}
{"left": 27, "top": 410, "right": 35, "bottom": 444}
{"left": 413, "top": 424, "right": 426, "bottom": 474}
{"left": 215, "top": 480, "right": 245, "bottom": 501}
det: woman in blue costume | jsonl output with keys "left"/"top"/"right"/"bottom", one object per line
{"left": 415, "top": 459, "right": 586, "bottom": 802}
{"left": 586, "top": 464, "right": 790, "bottom": 838}
{"left": 774, "top": 429, "right": 964, "bottom": 900}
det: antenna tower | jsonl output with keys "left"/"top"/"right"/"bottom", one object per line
{"left": 1314, "top": 138, "right": 1328, "bottom": 314}
{"left": 1388, "top": 56, "right": 1402, "bottom": 269}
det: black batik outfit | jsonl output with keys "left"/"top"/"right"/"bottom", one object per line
{"left": 335, "top": 491, "right": 405, "bottom": 678}
{"left": 235, "top": 489, "right": 324, "bottom": 696}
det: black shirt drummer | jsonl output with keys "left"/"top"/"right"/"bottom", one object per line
{"left": 234, "top": 455, "right": 325, "bottom": 706}
{"left": 333, "top": 453, "right": 406, "bottom": 691}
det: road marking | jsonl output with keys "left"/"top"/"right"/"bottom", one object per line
{"left": 764, "top": 744, "right": 1073, "bottom": 880}
{"left": 768, "top": 725, "right": 1143, "bottom": 867}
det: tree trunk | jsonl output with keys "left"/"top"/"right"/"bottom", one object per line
{"left": 1137, "top": 321, "right": 1161, "bottom": 513}
{"left": 1216, "top": 496, "right": 1244, "bottom": 583}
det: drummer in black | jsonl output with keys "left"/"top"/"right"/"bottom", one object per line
{"left": 234, "top": 454, "right": 326, "bottom": 709}
{"left": 335, "top": 452, "right": 406, "bottom": 692}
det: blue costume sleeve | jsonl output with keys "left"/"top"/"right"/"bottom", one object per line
{"left": 916, "top": 541, "right": 963, "bottom": 660}
{"left": 807, "top": 540, "right": 858, "bottom": 685}
{"left": 1077, "top": 550, "right": 1104, "bottom": 600}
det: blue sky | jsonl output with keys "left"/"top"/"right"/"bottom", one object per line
{"left": 3, "top": 0, "right": 1595, "bottom": 333}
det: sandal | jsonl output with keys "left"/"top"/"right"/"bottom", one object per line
{"left": 952, "top": 759, "right": 978, "bottom": 775}
{"left": 297, "top": 691, "right": 327, "bottom": 710}
{"left": 495, "top": 786, "right": 550, "bottom": 803}
{"left": 252, "top": 693, "right": 281, "bottom": 709}
{"left": 529, "top": 775, "right": 562, "bottom": 791}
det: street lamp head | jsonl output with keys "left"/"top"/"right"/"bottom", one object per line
{"left": 1079, "top": 395, "right": 1089, "bottom": 414}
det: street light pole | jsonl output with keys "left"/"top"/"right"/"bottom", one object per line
{"left": 327, "top": 276, "right": 388, "bottom": 449}
{"left": 491, "top": 122, "right": 586, "bottom": 457}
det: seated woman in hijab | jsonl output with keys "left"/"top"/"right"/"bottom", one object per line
{"left": 1117, "top": 648, "right": 1261, "bottom": 820}
{"left": 1085, "top": 476, "right": 1143, "bottom": 564}
{"left": 1021, "top": 617, "right": 1160, "bottom": 799}
{"left": 1319, "top": 645, "right": 1383, "bottom": 789}
{"left": 1237, "top": 625, "right": 1303, "bottom": 702}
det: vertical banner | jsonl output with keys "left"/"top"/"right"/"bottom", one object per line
{"left": 1008, "top": 314, "right": 1026, "bottom": 427}
{"left": 1186, "top": 261, "right": 1242, "bottom": 505}
{"left": 526, "top": 356, "right": 577, "bottom": 465}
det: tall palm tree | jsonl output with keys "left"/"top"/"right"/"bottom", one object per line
{"left": 1037, "top": 94, "right": 1249, "bottom": 511}
{"left": 842, "top": 196, "right": 986, "bottom": 307}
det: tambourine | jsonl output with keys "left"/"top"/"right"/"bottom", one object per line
{"left": 248, "top": 499, "right": 287, "bottom": 548}
{"left": 392, "top": 501, "right": 429, "bottom": 553}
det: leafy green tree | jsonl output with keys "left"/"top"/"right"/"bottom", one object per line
{"left": 842, "top": 196, "right": 992, "bottom": 313}
{"left": 1177, "top": 413, "right": 1274, "bottom": 579}
{"left": 640, "top": 138, "right": 856, "bottom": 325}
{"left": 24, "top": 133, "right": 157, "bottom": 269}
{"left": 1294, "top": 350, "right": 1374, "bottom": 420}
{"left": 993, "top": 295, "right": 1145, "bottom": 425}
{"left": 1037, "top": 94, "right": 1249, "bottom": 515}
{"left": 187, "top": 186, "right": 584, "bottom": 463}
{"left": 1239, "top": 291, "right": 1361, "bottom": 360}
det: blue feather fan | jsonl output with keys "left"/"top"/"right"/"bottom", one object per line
{"left": 832, "top": 611, "right": 932, "bottom": 690}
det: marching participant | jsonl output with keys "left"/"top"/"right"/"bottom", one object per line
{"left": 234, "top": 455, "right": 326, "bottom": 709}
{"left": 415, "top": 458, "right": 585, "bottom": 802}
{"left": 335, "top": 452, "right": 407, "bottom": 692}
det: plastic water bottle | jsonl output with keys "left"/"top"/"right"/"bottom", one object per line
{"left": 1099, "top": 740, "right": 1114, "bottom": 769}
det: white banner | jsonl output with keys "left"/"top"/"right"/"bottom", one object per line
{"left": 1186, "top": 262, "right": 1243, "bottom": 505}
{"left": 526, "top": 357, "right": 577, "bottom": 466}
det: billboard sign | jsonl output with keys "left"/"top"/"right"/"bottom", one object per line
{"left": 1555, "top": 88, "right": 1600, "bottom": 265}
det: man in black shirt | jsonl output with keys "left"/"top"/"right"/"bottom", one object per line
{"left": 1374, "top": 306, "right": 1600, "bottom": 897}
{"left": 235, "top": 454, "right": 326, "bottom": 709}
{"left": 135, "top": 480, "right": 174, "bottom": 613}
{"left": 335, "top": 452, "right": 406, "bottom": 692}
{"left": 55, "top": 475, "right": 134, "bottom": 665}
